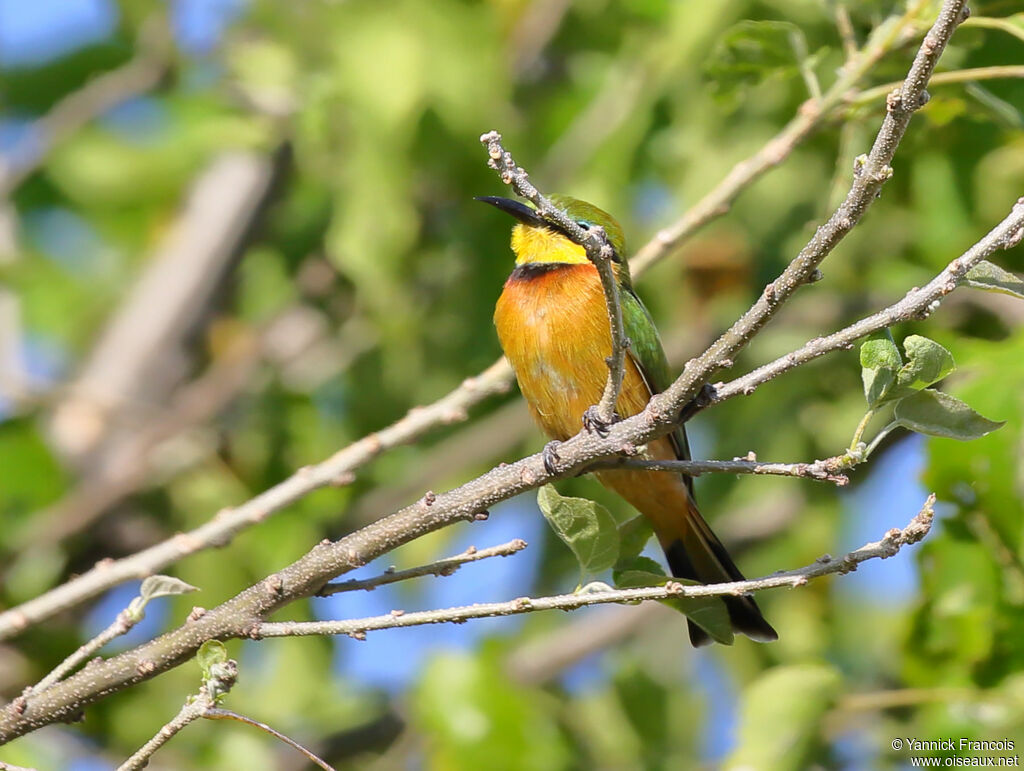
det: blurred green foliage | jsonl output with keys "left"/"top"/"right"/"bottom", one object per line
{"left": 1, "top": 0, "right": 1023, "bottom": 769}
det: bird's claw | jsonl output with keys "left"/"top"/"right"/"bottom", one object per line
{"left": 542, "top": 440, "right": 562, "bottom": 475}
{"left": 582, "top": 406, "right": 616, "bottom": 437}
{"left": 679, "top": 383, "right": 717, "bottom": 423}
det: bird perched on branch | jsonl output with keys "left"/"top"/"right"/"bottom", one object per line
{"left": 480, "top": 194, "right": 777, "bottom": 646}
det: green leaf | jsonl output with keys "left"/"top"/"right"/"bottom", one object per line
{"left": 962, "top": 260, "right": 1024, "bottom": 299}
{"left": 725, "top": 664, "right": 842, "bottom": 771}
{"left": 128, "top": 575, "right": 200, "bottom": 621}
{"left": 613, "top": 555, "right": 666, "bottom": 581}
{"left": 894, "top": 389, "right": 1005, "bottom": 440}
{"left": 140, "top": 575, "right": 200, "bottom": 602}
{"left": 197, "top": 641, "right": 228, "bottom": 680}
{"left": 860, "top": 330, "right": 901, "bottom": 405}
{"left": 613, "top": 558, "right": 734, "bottom": 645}
{"left": 892, "top": 335, "right": 956, "bottom": 395}
{"left": 616, "top": 515, "right": 653, "bottom": 563}
{"left": 704, "top": 21, "right": 819, "bottom": 101}
{"left": 537, "top": 485, "right": 619, "bottom": 580}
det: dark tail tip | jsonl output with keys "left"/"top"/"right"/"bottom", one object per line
{"left": 664, "top": 538, "right": 778, "bottom": 646}
{"left": 724, "top": 595, "right": 778, "bottom": 643}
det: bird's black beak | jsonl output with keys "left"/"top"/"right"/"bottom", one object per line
{"left": 474, "top": 196, "right": 545, "bottom": 228}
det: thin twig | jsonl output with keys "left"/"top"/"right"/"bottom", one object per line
{"left": 852, "top": 65, "right": 1024, "bottom": 107}
{"left": 590, "top": 454, "right": 851, "bottom": 485}
{"left": 118, "top": 658, "right": 238, "bottom": 771}
{"left": 656, "top": 0, "right": 969, "bottom": 407}
{"left": 713, "top": 198, "right": 1024, "bottom": 405}
{"left": 0, "top": 16, "right": 171, "bottom": 198}
{"left": 834, "top": 2, "right": 859, "bottom": 62}
{"left": 204, "top": 709, "right": 336, "bottom": 771}
{"left": 480, "top": 131, "right": 629, "bottom": 427}
{"left": 117, "top": 691, "right": 213, "bottom": 771}
{"left": 256, "top": 496, "right": 934, "bottom": 639}
{"left": 31, "top": 610, "right": 140, "bottom": 694}
{"left": 0, "top": 359, "right": 512, "bottom": 640}
{"left": 628, "top": 0, "right": 927, "bottom": 275}
{"left": 318, "top": 539, "right": 528, "bottom": 596}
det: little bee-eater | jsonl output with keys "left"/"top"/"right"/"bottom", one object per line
{"left": 480, "top": 194, "right": 777, "bottom": 646}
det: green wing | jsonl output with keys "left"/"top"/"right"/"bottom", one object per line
{"left": 621, "top": 287, "right": 694, "bottom": 493}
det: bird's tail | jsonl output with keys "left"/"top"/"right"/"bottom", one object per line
{"left": 661, "top": 498, "right": 778, "bottom": 647}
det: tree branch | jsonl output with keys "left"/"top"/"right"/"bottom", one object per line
{"left": 256, "top": 495, "right": 934, "bottom": 639}
{"left": 711, "top": 198, "right": 1024, "bottom": 407}
{"left": 852, "top": 65, "right": 1024, "bottom": 107}
{"left": 480, "top": 130, "right": 629, "bottom": 427}
{"left": 0, "top": 0, "right": 931, "bottom": 639}
{"left": 0, "top": 2, "right": 976, "bottom": 740}
{"left": 590, "top": 454, "right": 851, "bottom": 485}
{"left": 0, "top": 359, "right": 513, "bottom": 640}
{"left": 318, "top": 539, "right": 528, "bottom": 596}
{"left": 627, "top": 0, "right": 927, "bottom": 275}
{"left": 655, "top": 0, "right": 969, "bottom": 404}
{"left": 117, "top": 655, "right": 238, "bottom": 771}
{"left": 0, "top": 16, "right": 171, "bottom": 199}
{"left": 203, "top": 709, "right": 336, "bottom": 771}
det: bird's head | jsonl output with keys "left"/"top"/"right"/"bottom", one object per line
{"left": 476, "top": 194, "right": 626, "bottom": 269}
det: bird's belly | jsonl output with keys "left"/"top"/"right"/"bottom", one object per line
{"left": 494, "top": 264, "right": 650, "bottom": 441}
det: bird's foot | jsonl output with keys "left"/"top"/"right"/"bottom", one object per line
{"left": 679, "top": 383, "right": 717, "bottom": 423}
{"left": 542, "top": 440, "right": 562, "bottom": 475}
{"left": 582, "top": 406, "right": 617, "bottom": 437}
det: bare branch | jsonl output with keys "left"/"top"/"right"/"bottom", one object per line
{"left": 713, "top": 198, "right": 1024, "bottom": 406}
{"left": 255, "top": 496, "right": 934, "bottom": 639}
{"left": 480, "top": 130, "right": 629, "bottom": 428}
{"left": 852, "top": 65, "right": 1024, "bottom": 106}
{"left": 658, "top": 0, "right": 969, "bottom": 403}
{"left": 590, "top": 454, "right": 851, "bottom": 486}
{"left": 0, "top": 360, "right": 512, "bottom": 640}
{"left": 318, "top": 539, "right": 528, "bottom": 596}
{"left": 627, "top": 0, "right": 926, "bottom": 275}
{"left": 30, "top": 610, "right": 141, "bottom": 695}
{"left": 204, "top": 709, "right": 336, "bottom": 771}
{"left": 117, "top": 694, "right": 210, "bottom": 771}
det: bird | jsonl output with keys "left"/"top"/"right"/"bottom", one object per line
{"left": 479, "top": 193, "right": 777, "bottom": 647}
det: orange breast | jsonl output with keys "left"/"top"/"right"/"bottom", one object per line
{"left": 494, "top": 262, "right": 694, "bottom": 544}
{"left": 494, "top": 263, "right": 642, "bottom": 439}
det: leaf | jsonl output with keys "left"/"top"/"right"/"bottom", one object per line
{"left": 127, "top": 575, "right": 199, "bottom": 620}
{"left": 616, "top": 515, "right": 653, "bottom": 563}
{"left": 892, "top": 335, "right": 956, "bottom": 396}
{"left": 537, "top": 485, "right": 619, "bottom": 579}
{"left": 860, "top": 330, "right": 901, "bottom": 405}
{"left": 613, "top": 558, "right": 734, "bottom": 645}
{"left": 894, "top": 389, "right": 1005, "bottom": 440}
{"left": 725, "top": 664, "right": 842, "bottom": 771}
{"left": 612, "top": 556, "right": 667, "bottom": 583}
{"left": 140, "top": 575, "right": 200, "bottom": 602}
{"left": 703, "top": 21, "right": 812, "bottom": 100}
{"left": 198, "top": 640, "right": 228, "bottom": 680}
{"left": 962, "top": 260, "right": 1024, "bottom": 299}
